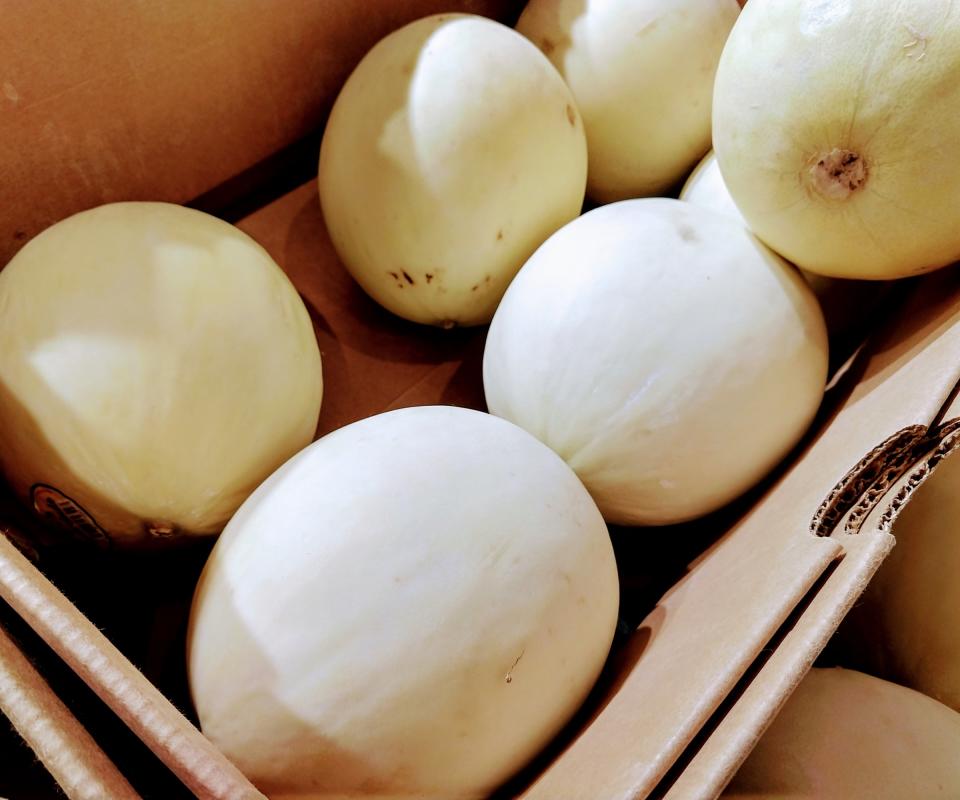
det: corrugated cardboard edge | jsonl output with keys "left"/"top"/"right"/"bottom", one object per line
{"left": 873, "top": 420, "right": 960, "bottom": 534}
{"left": 0, "top": 620, "right": 142, "bottom": 800}
{"left": 520, "top": 268, "right": 960, "bottom": 800}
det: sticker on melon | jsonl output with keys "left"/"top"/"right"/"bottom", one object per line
{"left": 30, "top": 484, "right": 110, "bottom": 548}
{"left": 0, "top": 202, "right": 323, "bottom": 548}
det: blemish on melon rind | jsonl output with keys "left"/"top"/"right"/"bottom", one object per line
{"left": 401, "top": 270, "right": 415, "bottom": 285}
{"left": 565, "top": 104, "right": 576, "bottom": 126}
{"left": 807, "top": 148, "right": 868, "bottom": 201}
{"left": 425, "top": 273, "right": 434, "bottom": 283}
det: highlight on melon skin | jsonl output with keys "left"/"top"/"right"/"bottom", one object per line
{"left": 722, "top": 668, "right": 960, "bottom": 799}
{"left": 483, "top": 198, "right": 828, "bottom": 526}
{"left": 0, "top": 202, "right": 323, "bottom": 547}
{"left": 713, "top": 0, "right": 960, "bottom": 280}
{"left": 318, "top": 13, "right": 587, "bottom": 328}
{"left": 517, "top": 0, "right": 740, "bottom": 202}
{"left": 187, "top": 405, "right": 619, "bottom": 800}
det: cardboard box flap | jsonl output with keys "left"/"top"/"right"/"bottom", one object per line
{"left": 517, "top": 268, "right": 960, "bottom": 800}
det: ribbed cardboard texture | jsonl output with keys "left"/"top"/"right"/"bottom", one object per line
{"left": 3, "top": 2, "right": 960, "bottom": 799}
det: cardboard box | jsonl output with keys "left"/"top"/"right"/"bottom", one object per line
{"left": 2, "top": 2, "right": 959, "bottom": 798}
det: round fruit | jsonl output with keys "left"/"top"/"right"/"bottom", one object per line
{"left": 0, "top": 202, "right": 322, "bottom": 546}
{"left": 319, "top": 13, "right": 587, "bottom": 327}
{"left": 483, "top": 198, "right": 828, "bottom": 526}
{"left": 517, "top": 0, "right": 740, "bottom": 202}
{"left": 188, "top": 405, "right": 619, "bottom": 799}
{"left": 713, "top": 0, "right": 960, "bottom": 279}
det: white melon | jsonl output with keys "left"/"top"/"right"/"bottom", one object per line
{"left": 319, "top": 14, "right": 587, "bottom": 327}
{"left": 0, "top": 202, "right": 322, "bottom": 546}
{"left": 714, "top": 0, "right": 960, "bottom": 278}
{"left": 484, "top": 198, "right": 828, "bottom": 525}
{"left": 517, "top": 0, "right": 740, "bottom": 201}
{"left": 188, "top": 406, "right": 619, "bottom": 799}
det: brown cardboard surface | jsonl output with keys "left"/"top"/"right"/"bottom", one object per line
{"left": 0, "top": 0, "right": 516, "bottom": 268}
{"left": 233, "top": 181, "right": 488, "bottom": 435}
{"left": 7, "top": 1, "right": 960, "bottom": 797}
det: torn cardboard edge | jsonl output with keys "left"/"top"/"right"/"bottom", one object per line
{"left": 874, "top": 420, "right": 960, "bottom": 532}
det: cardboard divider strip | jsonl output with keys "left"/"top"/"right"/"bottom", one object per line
{"left": 660, "top": 531, "right": 894, "bottom": 800}
{"left": 0, "top": 619, "right": 141, "bottom": 800}
{"left": 0, "top": 534, "right": 265, "bottom": 800}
